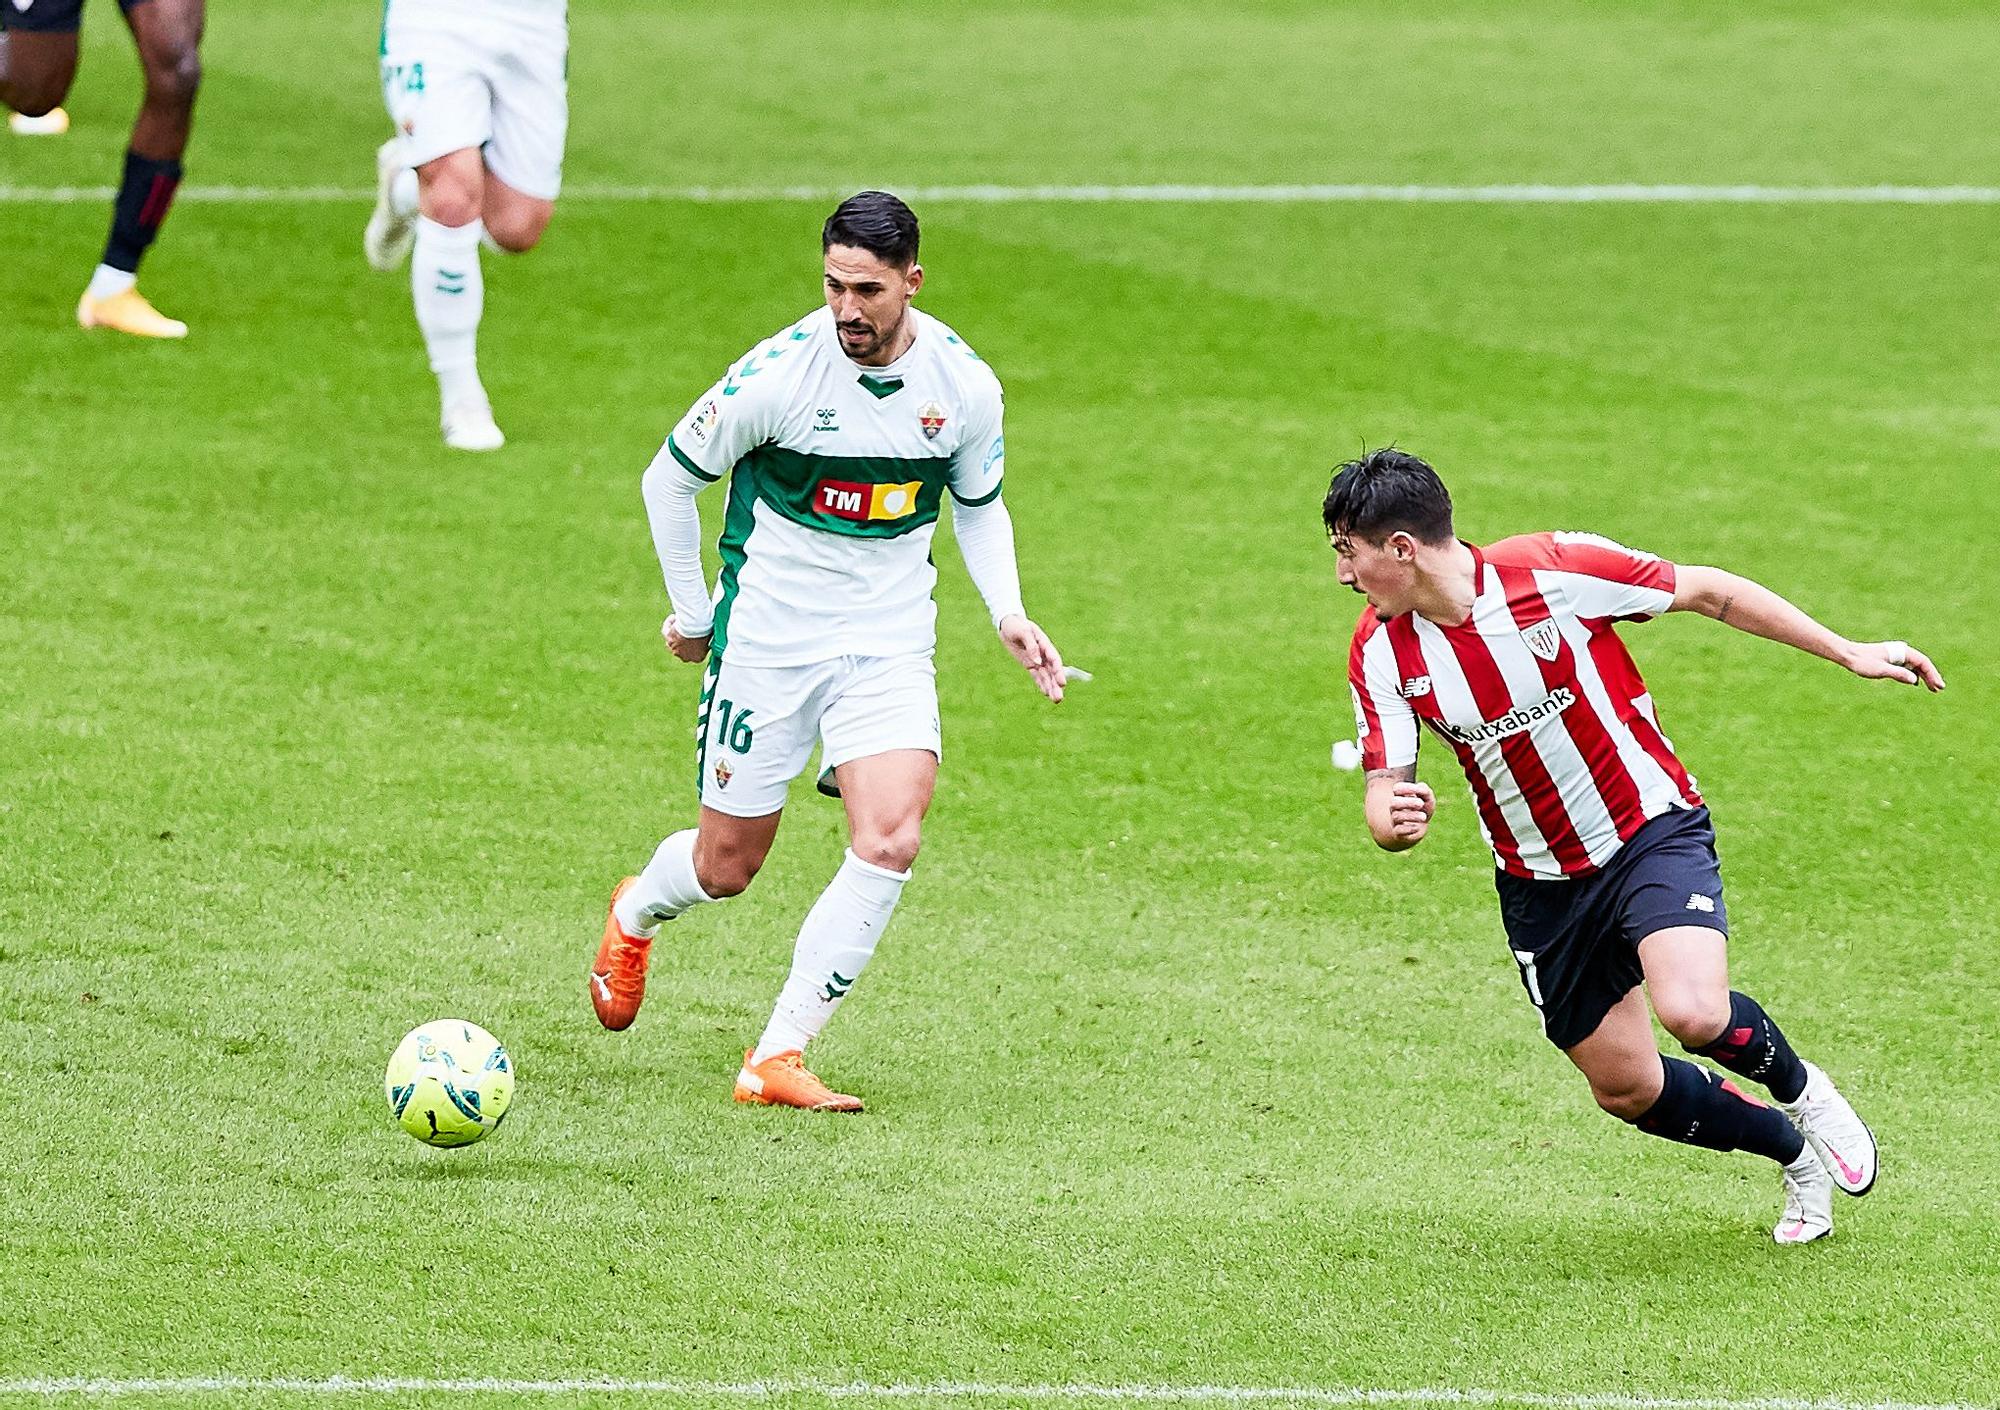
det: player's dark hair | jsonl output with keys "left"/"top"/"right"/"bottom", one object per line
{"left": 1322, "top": 448, "right": 1455, "bottom": 546}
{"left": 822, "top": 190, "right": 920, "bottom": 268}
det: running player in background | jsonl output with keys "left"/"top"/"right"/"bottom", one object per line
{"left": 363, "top": 0, "right": 567, "bottom": 451}
{"left": 2, "top": 0, "right": 202, "bottom": 337}
{"left": 590, "top": 191, "right": 1068, "bottom": 1112}
{"left": 1329, "top": 448, "right": 1943, "bottom": 1243}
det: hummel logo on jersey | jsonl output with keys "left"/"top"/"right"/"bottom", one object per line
{"left": 814, "top": 407, "right": 840, "bottom": 433}
{"left": 1519, "top": 618, "right": 1562, "bottom": 663}
{"left": 1686, "top": 893, "right": 1716, "bottom": 913}
{"left": 1435, "top": 687, "right": 1577, "bottom": 746}
{"left": 1398, "top": 675, "right": 1433, "bottom": 698}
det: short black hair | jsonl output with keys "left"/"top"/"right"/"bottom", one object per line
{"left": 822, "top": 190, "right": 920, "bottom": 267}
{"left": 1322, "top": 448, "right": 1455, "bottom": 545}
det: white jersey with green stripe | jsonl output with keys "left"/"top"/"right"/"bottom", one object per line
{"left": 663, "top": 305, "right": 1006, "bottom": 667}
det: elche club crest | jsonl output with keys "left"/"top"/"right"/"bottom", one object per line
{"left": 918, "top": 401, "right": 948, "bottom": 440}
{"left": 1519, "top": 618, "right": 1561, "bottom": 663}
{"left": 712, "top": 757, "right": 734, "bottom": 790}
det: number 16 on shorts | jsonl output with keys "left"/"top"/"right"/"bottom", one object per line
{"left": 714, "top": 699, "right": 756, "bottom": 755}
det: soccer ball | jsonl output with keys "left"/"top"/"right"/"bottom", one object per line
{"left": 384, "top": 1019, "right": 515, "bottom": 1148}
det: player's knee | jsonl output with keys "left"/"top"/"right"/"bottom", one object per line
{"left": 485, "top": 210, "right": 549, "bottom": 253}
{"left": 144, "top": 44, "right": 202, "bottom": 109}
{"left": 6, "top": 68, "right": 72, "bottom": 118}
{"left": 9, "top": 88, "right": 64, "bottom": 119}
{"left": 420, "top": 171, "right": 484, "bottom": 228}
{"left": 424, "top": 188, "right": 483, "bottom": 229}
{"left": 692, "top": 844, "right": 763, "bottom": 900}
{"left": 1591, "top": 1080, "right": 1655, "bottom": 1123}
{"left": 1656, "top": 992, "right": 1730, "bottom": 1049}
{"left": 487, "top": 222, "right": 544, "bottom": 254}
{"left": 851, "top": 822, "right": 921, "bottom": 874}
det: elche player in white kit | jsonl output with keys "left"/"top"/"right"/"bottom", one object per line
{"left": 589, "top": 192, "right": 1068, "bottom": 1112}
{"left": 1330, "top": 449, "right": 1944, "bottom": 1243}
{"left": 363, "top": 0, "right": 568, "bottom": 451}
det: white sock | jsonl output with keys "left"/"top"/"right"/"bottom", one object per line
{"left": 751, "top": 849, "right": 910, "bottom": 1064}
{"left": 86, "top": 264, "right": 137, "bottom": 301}
{"left": 615, "top": 829, "right": 714, "bottom": 938}
{"left": 412, "top": 215, "right": 486, "bottom": 408}
{"left": 390, "top": 166, "right": 419, "bottom": 218}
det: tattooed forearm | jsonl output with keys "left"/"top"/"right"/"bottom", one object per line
{"left": 1716, "top": 593, "right": 1735, "bottom": 623}
{"left": 1366, "top": 764, "right": 1417, "bottom": 785}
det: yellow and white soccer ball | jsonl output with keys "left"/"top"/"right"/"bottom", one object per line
{"left": 384, "top": 1019, "right": 515, "bottom": 1148}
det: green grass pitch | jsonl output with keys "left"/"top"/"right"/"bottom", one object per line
{"left": 3, "top": 2, "right": 1997, "bottom": 1405}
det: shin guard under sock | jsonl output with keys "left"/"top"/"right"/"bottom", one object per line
{"left": 1689, "top": 991, "right": 1808, "bottom": 1104}
{"left": 1633, "top": 1055, "right": 1806, "bottom": 1164}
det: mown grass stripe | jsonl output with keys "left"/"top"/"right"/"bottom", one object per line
{"left": 0, "top": 1380, "right": 1988, "bottom": 1410}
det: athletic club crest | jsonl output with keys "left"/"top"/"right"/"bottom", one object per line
{"left": 1520, "top": 618, "right": 1562, "bottom": 663}
{"left": 918, "top": 401, "right": 948, "bottom": 440}
{"left": 712, "top": 758, "right": 734, "bottom": 790}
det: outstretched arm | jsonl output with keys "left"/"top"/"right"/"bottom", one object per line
{"left": 1670, "top": 565, "right": 1945, "bottom": 691}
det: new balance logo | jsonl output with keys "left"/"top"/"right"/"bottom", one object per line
{"left": 1398, "top": 675, "right": 1432, "bottom": 698}
{"left": 1686, "top": 893, "right": 1716, "bottom": 913}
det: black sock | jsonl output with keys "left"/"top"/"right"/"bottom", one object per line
{"left": 101, "top": 148, "right": 183, "bottom": 275}
{"left": 1689, "top": 990, "right": 1808, "bottom": 1103}
{"left": 1633, "top": 1055, "right": 1805, "bottom": 1165}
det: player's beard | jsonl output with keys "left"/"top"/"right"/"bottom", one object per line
{"left": 839, "top": 310, "right": 907, "bottom": 364}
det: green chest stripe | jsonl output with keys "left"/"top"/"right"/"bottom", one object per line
{"left": 735, "top": 445, "right": 949, "bottom": 540}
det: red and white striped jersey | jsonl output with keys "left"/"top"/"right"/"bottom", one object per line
{"left": 1348, "top": 532, "right": 1702, "bottom": 880}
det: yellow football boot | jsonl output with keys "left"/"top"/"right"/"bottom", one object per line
{"left": 77, "top": 287, "right": 188, "bottom": 339}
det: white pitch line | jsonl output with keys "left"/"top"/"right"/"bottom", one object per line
{"left": 0, "top": 1379, "right": 1988, "bottom": 1410}
{"left": 5, "top": 183, "right": 2000, "bottom": 206}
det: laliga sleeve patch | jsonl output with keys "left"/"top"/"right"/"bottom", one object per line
{"left": 684, "top": 396, "right": 720, "bottom": 447}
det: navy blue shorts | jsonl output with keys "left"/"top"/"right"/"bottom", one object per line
{"left": 1493, "top": 806, "right": 1728, "bottom": 1050}
{"left": 1, "top": 0, "right": 145, "bottom": 34}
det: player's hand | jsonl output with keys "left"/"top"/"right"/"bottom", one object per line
{"left": 1388, "top": 781, "right": 1436, "bottom": 844}
{"left": 998, "top": 614, "right": 1066, "bottom": 702}
{"left": 1847, "top": 639, "right": 1945, "bottom": 692}
{"left": 663, "top": 615, "right": 712, "bottom": 665}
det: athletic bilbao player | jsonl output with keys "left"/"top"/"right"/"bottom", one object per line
{"left": 1329, "top": 448, "right": 1943, "bottom": 1244}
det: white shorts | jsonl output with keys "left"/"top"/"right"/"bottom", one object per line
{"left": 695, "top": 653, "right": 942, "bottom": 817}
{"left": 380, "top": 0, "right": 569, "bottom": 201}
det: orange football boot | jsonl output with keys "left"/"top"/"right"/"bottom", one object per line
{"left": 733, "top": 1049, "right": 864, "bottom": 1113}
{"left": 589, "top": 877, "right": 651, "bottom": 1030}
